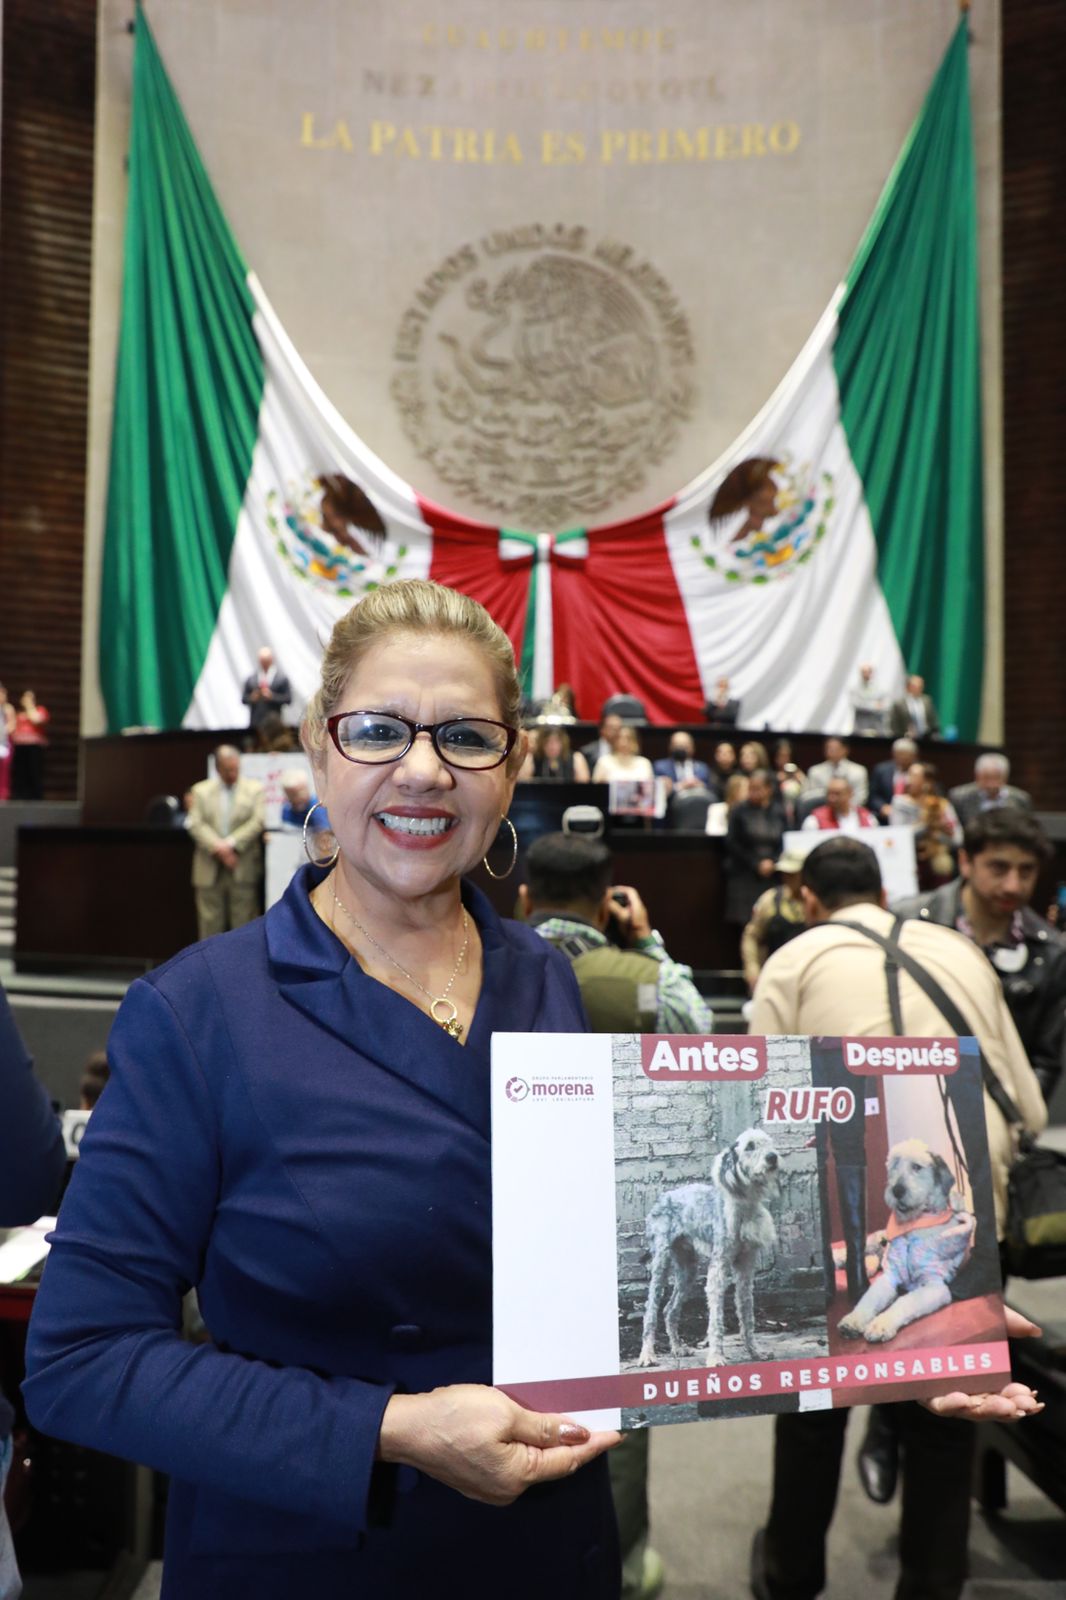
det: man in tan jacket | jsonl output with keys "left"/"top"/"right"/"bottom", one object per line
{"left": 187, "top": 745, "right": 266, "bottom": 940}
{"left": 749, "top": 836, "right": 1045, "bottom": 1600}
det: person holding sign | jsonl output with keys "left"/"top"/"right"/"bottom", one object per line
{"left": 24, "top": 581, "right": 620, "bottom": 1600}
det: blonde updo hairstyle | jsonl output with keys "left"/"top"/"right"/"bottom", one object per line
{"left": 301, "top": 580, "right": 524, "bottom": 775}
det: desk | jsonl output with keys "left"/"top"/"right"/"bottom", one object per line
{"left": 16, "top": 827, "right": 198, "bottom": 972}
{"left": 16, "top": 817, "right": 727, "bottom": 973}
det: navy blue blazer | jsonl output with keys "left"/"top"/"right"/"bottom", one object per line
{"left": 24, "top": 868, "right": 618, "bottom": 1600}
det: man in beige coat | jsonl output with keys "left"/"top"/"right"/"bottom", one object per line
{"left": 187, "top": 745, "right": 266, "bottom": 940}
{"left": 749, "top": 836, "right": 1045, "bottom": 1600}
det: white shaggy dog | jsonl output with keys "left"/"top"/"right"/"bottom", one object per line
{"left": 637, "top": 1127, "right": 780, "bottom": 1368}
{"left": 837, "top": 1138, "right": 975, "bottom": 1344}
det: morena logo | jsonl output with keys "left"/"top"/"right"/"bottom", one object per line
{"left": 505, "top": 1076, "right": 595, "bottom": 1103}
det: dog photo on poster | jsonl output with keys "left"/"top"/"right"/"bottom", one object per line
{"left": 491, "top": 1033, "right": 1010, "bottom": 1431}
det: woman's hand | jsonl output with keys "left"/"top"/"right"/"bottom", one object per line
{"left": 920, "top": 1307, "right": 1045, "bottom": 1422}
{"left": 378, "top": 1385, "right": 621, "bottom": 1505}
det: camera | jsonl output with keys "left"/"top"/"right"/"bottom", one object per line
{"left": 561, "top": 805, "right": 605, "bottom": 838}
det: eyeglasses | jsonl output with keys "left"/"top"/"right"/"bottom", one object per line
{"left": 326, "top": 710, "right": 517, "bottom": 771}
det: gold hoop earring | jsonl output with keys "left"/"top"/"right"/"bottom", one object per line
{"left": 482, "top": 815, "right": 518, "bottom": 881}
{"left": 302, "top": 799, "right": 339, "bottom": 869}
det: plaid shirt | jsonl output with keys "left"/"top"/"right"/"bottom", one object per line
{"left": 955, "top": 904, "right": 1026, "bottom": 954}
{"left": 530, "top": 914, "right": 712, "bottom": 1033}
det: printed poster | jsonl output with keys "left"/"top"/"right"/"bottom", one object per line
{"left": 492, "top": 1034, "right": 1009, "bottom": 1430}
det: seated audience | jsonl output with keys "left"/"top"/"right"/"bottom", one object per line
{"left": 890, "top": 762, "right": 961, "bottom": 889}
{"left": 724, "top": 768, "right": 786, "bottom": 926}
{"left": 279, "top": 769, "right": 324, "bottom": 830}
{"left": 653, "top": 731, "right": 713, "bottom": 795}
{"left": 740, "top": 849, "right": 806, "bottom": 992}
{"left": 889, "top": 671, "right": 940, "bottom": 739}
{"left": 738, "top": 739, "right": 771, "bottom": 776}
{"left": 713, "top": 740, "right": 738, "bottom": 784}
{"left": 704, "top": 675, "right": 740, "bottom": 726}
{"left": 850, "top": 662, "right": 889, "bottom": 736}
{"left": 705, "top": 773, "right": 748, "bottom": 837}
{"left": 520, "top": 726, "right": 590, "bottom": 783}
{"left": 869, "top": 736, "right": 917, "bottom": 822}
{"left": 580, "top": 712, "right": 622, "bottom": 773}
{"left": 949, "top": 753, "right": 1032, "bottom": 827}
{"left": 592, "top": 725, "right": 654, "bottom": 784}
{"left": 772, "top": 738, "right": 805, "bottom": 796}
{"left": 803, "top": 736, "right": 869, "bottom": 806}
{"left": 11, "top": 689, "right": 50, "bottom": 800}
{"left": 801, "top": 775, "right": 877, "bottom": 834}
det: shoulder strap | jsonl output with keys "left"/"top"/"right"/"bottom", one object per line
{"left": 832, "top": 916, "right": 1025, "bottom": 1127}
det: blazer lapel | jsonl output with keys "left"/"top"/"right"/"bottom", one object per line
{"left": 267, "top": 869, "right": 550, "bottom": 1137}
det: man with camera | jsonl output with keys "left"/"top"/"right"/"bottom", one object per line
{"left": 520, "top": 831, "right": 712, "bottom": 1035}
{"left": 520, "top": 830, "right": 711, "bottom": 1600}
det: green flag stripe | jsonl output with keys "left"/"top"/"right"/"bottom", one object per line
{"left": 835, "top": 19, "right": 983, "bottom": 739}
{"left": 100, "top": 3, "right": 264, "bottom": 731}
{"left": 499, "top": 529, "right": 538, "bottom": 697}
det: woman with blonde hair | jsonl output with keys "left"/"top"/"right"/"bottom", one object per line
{"left": 25, "top": 580, "right": 620, "bottom": 1600}
{"left": 591, "top": 724, "right": 654, "bottom": 784}
{"left": 519, "top": 724, "right": 590, "bottom": 783}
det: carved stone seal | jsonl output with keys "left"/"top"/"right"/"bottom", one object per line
{"left": 391, "top": 230, "right": 697, "bottom": 527}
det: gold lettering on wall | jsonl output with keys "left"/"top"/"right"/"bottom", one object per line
{"left": 299, "top": 116, "right": 797, "bottom": 163}
{"left": 344, "top": 120, "right": 801, "bottom": 164}
{"left": 418, "top": 25, "right": 676, "bottom": 53}
{"left": 300, "top": 114, "right": 354, "bottom": 151}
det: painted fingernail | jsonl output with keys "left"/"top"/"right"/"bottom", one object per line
{"left": 559, "top": 1423, "right": 589, "bottom": 1444}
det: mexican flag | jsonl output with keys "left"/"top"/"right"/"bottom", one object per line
{"left": 101, "top": 10, "right": 983, "bottom": 737}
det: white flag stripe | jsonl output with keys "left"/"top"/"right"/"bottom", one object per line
{"left": 664, "top": 326, "right": 905, "bottom": 734}
{"left": 184, "top": 279, "right": 433, "bottom": 729}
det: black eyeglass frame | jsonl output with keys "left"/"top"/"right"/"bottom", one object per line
{"left": 325, "top": 710, "right": 518, "bottom": 771}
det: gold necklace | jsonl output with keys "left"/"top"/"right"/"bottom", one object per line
{"left": 328, "top": 879, "right": 470, "bottom": 1040}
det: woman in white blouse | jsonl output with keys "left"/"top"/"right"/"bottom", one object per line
{"left": 591, "top": 725, "right": 654, "bottom": 783}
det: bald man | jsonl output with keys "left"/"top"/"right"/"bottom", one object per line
{"left": 187, "top": 745, "right": 266, "bottom": 938}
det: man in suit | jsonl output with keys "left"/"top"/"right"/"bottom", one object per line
{"left": 187, "top": 745, "right": 266, "bottom": 939}
{"left": 802, "top": 737, "right": 869, "bottom": 807}
{"left": 889, "top": 672, "right": 940, "bottom": 740}
{"left": 580, "top": 712, "right": 623, "bottom": 773}
{"left": 653, "top": 731, "right": 714, "bottom": 795}
{"left": 242, "top": 646, "right": 293, "bottom": 729}
{"left": 949, "top": 753, "right": 1032, "bottom": 828}
{"left": 850, "top": 663, "right": 889, "bottom": 737}
{"left": 704, "top": 674, "right": 741, "bottom": 726}
{"left": 869, "top": 737, "right": 918, "bottom": 823}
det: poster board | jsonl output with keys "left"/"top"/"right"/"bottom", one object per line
{"left": 492, "top": 1033, "right": 1009, "bottom": 1430}
{"left": 783, "top": 826, "right": 919, "bottom": 903}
